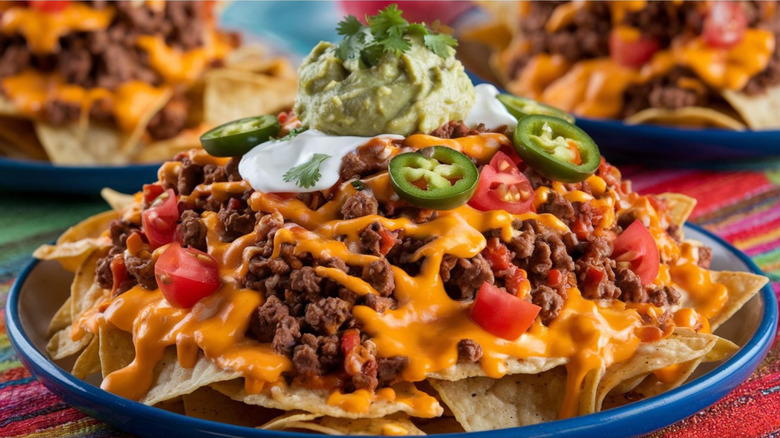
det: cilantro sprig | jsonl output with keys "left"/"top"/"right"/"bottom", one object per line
{"left": 283, "top": 154, "right": 331, "bottom": 189}
{"left": 335, "top": 4, "right": 457, "bottom": 67}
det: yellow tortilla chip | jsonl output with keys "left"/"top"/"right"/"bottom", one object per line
{"left": 212, "top": 379, "right": 443, "bottom": 419}
{"left": 260, "top": 411, "right": 322, "bottom": 430}
{"left": 33, "top": 209, "right": 115, "bottom": 272}
{"left": 203, "top": 68, "right": 297, "bottom": 126}
{"left": 132, "top": 126, "right": 204, "bottom": 163}
{"left": 272, "top": 413, "right": 426, "bottom": 436}
{"left": 722, "top": 85, "right": 780, "bottom": 130}
{"left": 98, "top": 320, "right": 135, "bottom": 378}
{"left": 69, "top": 252, "right": 109, "bottom": 324}
{"left": 624, "top": 107, "right": 747, "bottom": 130}
{"left": 35, "top": 121, "right": 130, "bottom": 165}
{"left": 430, "top": 367, "right": 567, "bottom": 431}
{"left": 428, "top": 356, "right": 566, "bottom": 381}
{"left": 709, "top": 271, "right": 768, "bottom": 330}
{"left": 656, "top": 193, "right": 697, "bottom": 228}
{"left": 100, "top": 188, "right": 136, "bottom": 212}
{"left": 182, "top": 386, "right": 285, "bottom": 427}
{"left": 0, "top": 115, "right": 48, "bottom": 160}
{"left": 47, "top": 296, "right": 73, "bottom": 338}
{"left": 46, "top": 326, "right": 92, "bottom": 361}
{"left": 593, "top": 329, "right": 722, "bottom": 411}
{"left": 140, "top": 348, "right": 241, "bottom": 406}
{"left": 72, "top": 337, "right": 101, "bottom": 379}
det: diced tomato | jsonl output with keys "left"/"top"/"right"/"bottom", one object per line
{"left": 703, "top": 1, "right": 746, "bottom": 49}
{"left": 470, "top": 282, "right": 540, "bottom": 340}
{"left": 340, "top": 329, "right": 360, "bottom": 357}
{"left": 547, "top": 268, "right": 563, "bottom": 287}
{"left": 498, "top": 145, "right": 525, "bottom": 169}
{"left": 571, "top": 218, "right": 592, "bottom": 240}
{"left": 482, "top": 238, "right": 512, "bottom": 271}
{"left": 109, "top": 255, "right": 128, "bottom": 296}
{"left": 584, "top": 266, "right": 605, "bottom": 289}
{"left": 142, "top": 189, "right": 179, "bottom": 249}
{"left": 27, "top": 0, "right": 70, "bottom": 12}
{"left": 377, "top": 228, "right": 397, "bottom": 256}
{"left": 468, "top": 151, "right": 535, "bottom": 214}
{"left": 611, "top": 220, "right": 660, "bottom": 285}
{"left": 609, "top": 28, "right": 660, "bottom": 68}
{"left": 154, "top": 242, "right": 221, "bottom": 308}
{"left": 142, "top": 183, "right": 165, "bottom": 207}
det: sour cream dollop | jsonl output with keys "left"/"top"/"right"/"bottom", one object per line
{"left": 464, "top": 84, "right": 517, "bottom": 131}
{"left": 239, "top": 130, "right": 403, "bottom": 193}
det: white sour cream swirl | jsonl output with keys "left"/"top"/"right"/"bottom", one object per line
{"left": 239, "top": 130, "right": 402, "bottom": 193}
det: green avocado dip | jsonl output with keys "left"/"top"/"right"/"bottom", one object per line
{"left": 293, "top": 6, "right": 475, "bottom": 137}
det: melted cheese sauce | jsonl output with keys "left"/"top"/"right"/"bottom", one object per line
{"left": 74, "top": 137, "right": 725, "bottom": 418}
{"left": 0, "top": 3, "right": 114, "bottom": 54}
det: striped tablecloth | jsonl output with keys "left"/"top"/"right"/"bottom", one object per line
{"left": 1, "top": 166, "right": 779, "bottom": 437}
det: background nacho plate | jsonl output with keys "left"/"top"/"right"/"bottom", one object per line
{"left": 6, "top": 224, "right": 777, "bottom": 438}
{"left": 224, "top": 1, "right": 780, "bottom": 168}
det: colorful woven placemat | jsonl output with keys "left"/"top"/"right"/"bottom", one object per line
{"left": 1, "top": 167, "right": 779, "bottom": 437}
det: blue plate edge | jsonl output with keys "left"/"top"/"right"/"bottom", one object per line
{"left": 4, "top": 223, "right": 777, "bottom": 438}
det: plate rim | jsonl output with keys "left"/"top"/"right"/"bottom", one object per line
{"left": 5, "top": 223, "right": 778, "bottom": 438}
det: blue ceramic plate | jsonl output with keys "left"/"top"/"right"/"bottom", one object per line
{"left": 6, "top": 224, "right": 777, "bottom": 438}
{"left": 0, "top": 158, "right": 159, "bottom": 194}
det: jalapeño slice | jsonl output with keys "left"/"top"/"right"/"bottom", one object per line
{"left": 388, "top": 146, "right": 479, "bottom": 210}
{"left": 513, "top": 115, "right": 600, "bottom": 183}
{"left": 200, "top": 115, "right": 280, "bottom": 157}
{"left": 497, "top": 93, "right": 575, "bottom": 123}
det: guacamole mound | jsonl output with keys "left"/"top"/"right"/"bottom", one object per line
{"left": 294, "top": 37, "right": 475, "bottom": 137}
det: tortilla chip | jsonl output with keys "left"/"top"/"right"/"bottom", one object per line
{"left": 98, "top": 320, "right": 135, "bottom": 377}
{"left": 428, "top": 356, "right": 567, "bottom": 381}
{"left": 709, "top": 271, "right": 768, "bottom": 330}
{"left": 624, "top": 107, "right": 747, "bottom": 130}
{"left": 0, "top": 115, "right": 48, "bottom": 160}
{"left": 140, "top": 348, "right": 241, "bottom": 406}
{"left": 132, "top": 126, "right": 205, "bottom": 163}
{"left": 430, "top": 367, "right": 567, "bottom": 431}
{"left": 46, "top": 327, "right": 92, "bottom": 360}
{"left": 203, "top": 68, "right": 296, "bottom": 126}
{"left": 69, "top": 252, "right": 108, "bottom": 323}
{"left": 72, "top": 337, "right": 101, "bottom": 379}
{"left": 260, "top": 411, "right": 323, "bottom": 430}
{"left": 100, "top": 188, "right": 136, "bottom": 212}
{"left": 35, "top": 121, "right": 130, "bottom": 165}
{"left": 182, "top": 386, "right": 285, "bottom": 427}
{"left": 722, "top": 85, "right": 780, "bottom": 130}
{"left": 33, "top": 209, "right": 115, "bottom": 272}
{"left": 412, "top": 415, "right": 466, "bottom": 434}
{"left": 154, "top": 397, "right": 186, "bottom": 415}
{"left": 273, "top": 413, "right": 426, "bottom": 436}
{"left": 47, "top": 296, "right": 73, "bottom": 338}
{"left": 656, "top": 193, "right": 697, "bottom": 228}
{"left": 212, "top": 379, "right": 443, "bottom": 419}
{"left": 593, "top": 329, "right": 721, "bottom": 411}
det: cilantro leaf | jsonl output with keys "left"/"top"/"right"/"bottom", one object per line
{"left": 424, "top": 33, "right": 457, "bottom": 58}
{"left": 283, "top": 154, "right": 331, "bottom": 189}
{"left": 380, "top": 35, "right": 411, "bottom": 56}
{"left": 332, "top": 4, "right": 458, "bottom": 64}
{"left": 337, "top": 15, "right": 363, "bottom": 36}
{"left": 368, "top": 4, "right": 408, "bottom": 37}
{"left": 280, "top": 126, "right": 307, "bottom": 141}
{"left": 406, "top": 23, "right": 429, "bottom": 36}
